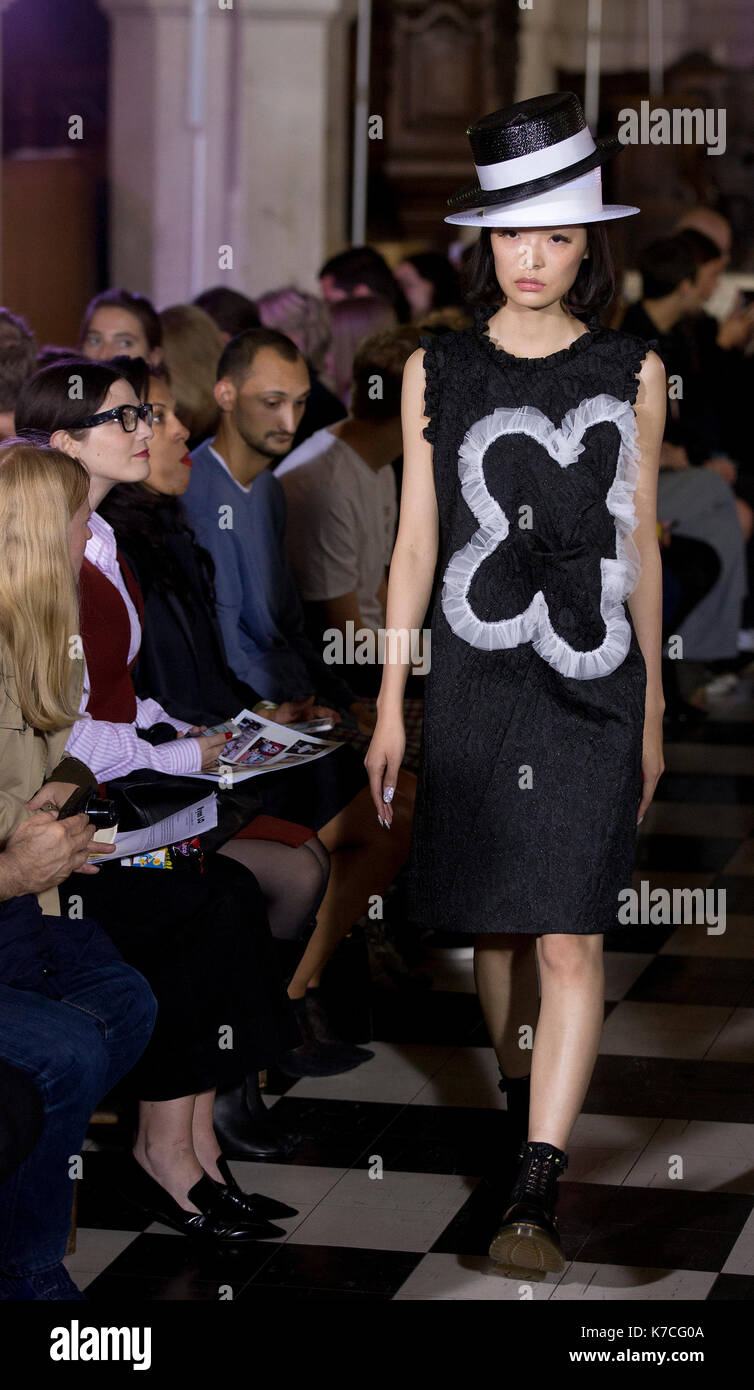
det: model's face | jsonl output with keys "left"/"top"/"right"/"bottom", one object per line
{"left": 65, "top": 380, "right": 153, "bottom": 489}
{"left": 220, "top": 347, "right": 311, "bottom": 461}
{"left": 68, "top": 500, "right": 92, "bottom": 578}
{"left": 143, "top": 378, "right": 191, "bottom": 496}
{"left": 82, "top": 307, "right": 153, "bottom": 361}
{"left": 394, "top": 261, "right": 433, "bottom": 317}
{"left": 491, "top": 226, "right": 589, "bottom": 309}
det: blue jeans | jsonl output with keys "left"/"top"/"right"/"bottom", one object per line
{"left": 0, "top": 956, "right": 156, "bottom": 1275}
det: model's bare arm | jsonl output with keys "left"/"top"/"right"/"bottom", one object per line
{"left": 376, "top": 348, "right": 439, "bottom": 715}
{"left": 366, "top": 348, "right": 439, "bottom": 823}
{"left": 626, "top": 348, "right": 666, "bottom": 821}
{"left": 626, "top": 349, "right": 666, "bottom": 715}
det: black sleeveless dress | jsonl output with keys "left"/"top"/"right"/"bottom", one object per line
{"left": 406, "top": 305, "right": 653, "bottom": 936}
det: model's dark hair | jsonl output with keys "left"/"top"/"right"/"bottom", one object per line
{"left": 462, "top": 224, "right": 616, "bottom": 316}
{"left": 14, "top": 357, "right": 127, "bottom": 441}
{"left": 79, "top": 289, "right": 162, "bottom": 352}
{"left": 216, "top": 326, "right": 303, "bottom": 384}
{"left": 638, "top": 229, "right": 720, "bottom": 298}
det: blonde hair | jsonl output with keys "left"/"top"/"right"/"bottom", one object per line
{"left": 256, "top": 286, "right": 332, "bottom": 373}
{"left": 159, "top": 304, "right": 226, "bottom": 441}
{"left": 0, "top": 441, "right": 89, "bottom": 730}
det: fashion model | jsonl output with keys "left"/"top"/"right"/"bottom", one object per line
{"left": 365, "top": 93, "right": 666, "bottom": 1275}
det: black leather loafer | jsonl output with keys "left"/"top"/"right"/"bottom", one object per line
{"left": 122, "top": 1158, "right": 284, "bottom": 1241}
{"left": 214, "top": 1154, "right": 298, "bottom": 1220}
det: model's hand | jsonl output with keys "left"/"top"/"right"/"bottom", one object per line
{"left": 364, "top": 712, "right": 405, "bottom": 828}
{"left": 637, "top": 709, "right": 664, "bottom": 824}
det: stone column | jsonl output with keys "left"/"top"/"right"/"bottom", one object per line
{"left": 98, "top": 0, "right": 353, "bottom": 306}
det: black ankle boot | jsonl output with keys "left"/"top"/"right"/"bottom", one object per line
{"left": 213, "top": 1073, "right": 302, "bottom": 1160}
{"left": 497, "top": 1071, "right": 531, "bottom": 1156}
{"left": 488, "top": 1139, "right": 568, "bottom": 1274}
{"left": 276, "top": 995, "right": 374, "bottom": 1078}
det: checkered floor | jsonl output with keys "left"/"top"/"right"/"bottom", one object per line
{"left": 66, "top": 678, "right": 754, "bottom": 1301}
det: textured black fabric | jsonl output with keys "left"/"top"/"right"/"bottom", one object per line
{"left": 406, "top": 307, "right": 652, "bottom": 935}
{"left": 62, "top": 855, "right": 300, "bottom": 1099}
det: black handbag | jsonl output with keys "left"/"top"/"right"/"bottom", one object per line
{"left": 104, "top": 769, "right": 211, "bottom": 833}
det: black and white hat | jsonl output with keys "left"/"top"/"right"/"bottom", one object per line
{"left": 445, "top": 92, "right": 639, "bottom": 227}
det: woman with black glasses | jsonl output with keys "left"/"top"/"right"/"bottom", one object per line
{"left": 13, "top": 362, "right": 304, "bottom": 1242}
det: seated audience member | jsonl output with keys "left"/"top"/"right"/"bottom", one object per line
{"left": 96, "top": 364, "right": 388, "bottom": 1084}
{"left": 184, "top": 328, "right": 368, "bottom": 718}
{"left": 673, "top": 206, "right": 754, "bottom": 633}
{"left": 0, "top": 309, "right": 37, "bottom": 442}
{"left": 256, "top": 286, "right": 346, "bottom": 447}
{"left": 0, "top": 440, "right": 156, "bottom": 1300}
{"left": 319, "top": 244, "right": 410, "bottom": 322}
{"left": 182, "top": 331, "right": 417, "bottom": 1035}
{"left": 15, "top": 366, "right": 311, "bottom": 1191}
{"left": 36, "top": 345, "right": 78, "bottom": 370}
{"left": 16, "top": 357, "right": 373, "bottom": 1096}
{"left": 659, "top": 528, "right": 721, "bottom": 723}
{"left": 79, "top": 288, "right": 163, "bottom": 367}
{"left": 276, "top": 327, "right": 421, "bottom": 695}
{"left": 621, "top": 234, "right": 749, "bottom": 666}
{"left": 393, "top": 251, "right": 462, "bottom": 322}
{"left": 159, "top": 303, "right": 226, "bottom": 449}
{"left": 0, "top": 1061, "right": 43, "bottom": 1192}
{"left": 327, "top": 295, "right": 398, "bottom": 406}
{"left": 193, "top": 286, "right": 260, "bottom": 339}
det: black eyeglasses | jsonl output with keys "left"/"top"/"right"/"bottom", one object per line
{"left": 70, "top": 402, "right": 154, "bottom": 433}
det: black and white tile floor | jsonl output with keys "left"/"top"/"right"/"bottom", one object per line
{"left": 67, "top": 681, "right": 754, "bottom": 1302}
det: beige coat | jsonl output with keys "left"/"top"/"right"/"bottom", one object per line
{"left": 0, "top": 647, "right": 96, "bottom": 915}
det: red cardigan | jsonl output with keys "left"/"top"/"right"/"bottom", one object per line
{"left": 79, "top": 553, "right": 145, "bottom": 722}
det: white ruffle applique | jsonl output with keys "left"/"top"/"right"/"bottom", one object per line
{"left": 441, "top": 395, "right": 642, "bottom": 680}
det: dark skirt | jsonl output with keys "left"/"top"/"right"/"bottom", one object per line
{"left": 62, "top": 854, "right": 301, "bottom": 1101}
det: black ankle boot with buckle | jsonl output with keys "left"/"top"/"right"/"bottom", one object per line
{"left": 488, "top": 1139, "right": 568, "bottom": 1274}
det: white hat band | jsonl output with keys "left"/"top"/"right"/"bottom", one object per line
{"left": 475, "top": 126, "right": 596, "bottom": 191}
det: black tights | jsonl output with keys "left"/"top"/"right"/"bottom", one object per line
{"left": 217, "top": 834, "right": 330, "bottom": 942}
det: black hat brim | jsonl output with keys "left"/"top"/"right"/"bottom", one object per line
{"left": 446, "top": 135, "right": 624, "bottom": 211}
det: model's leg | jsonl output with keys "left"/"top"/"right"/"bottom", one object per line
{"left": 529, "top": 932, "right": 605, "bottom": 1149}
{"left": 473, "top": 934, "right": 539, "bottom": 1077}
{"left": 288, "top": 775, "right": 416, "bottom": 997}
{"left": 487, "top": 933, "right": 605, "bottom": 1274}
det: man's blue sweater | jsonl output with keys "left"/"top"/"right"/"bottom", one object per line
{"left": 184, "top": 438, "right": 356, "bottom": 708}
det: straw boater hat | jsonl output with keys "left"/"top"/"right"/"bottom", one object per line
{"left": 445, "top": 92, "right": 640, "bottom": 227}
